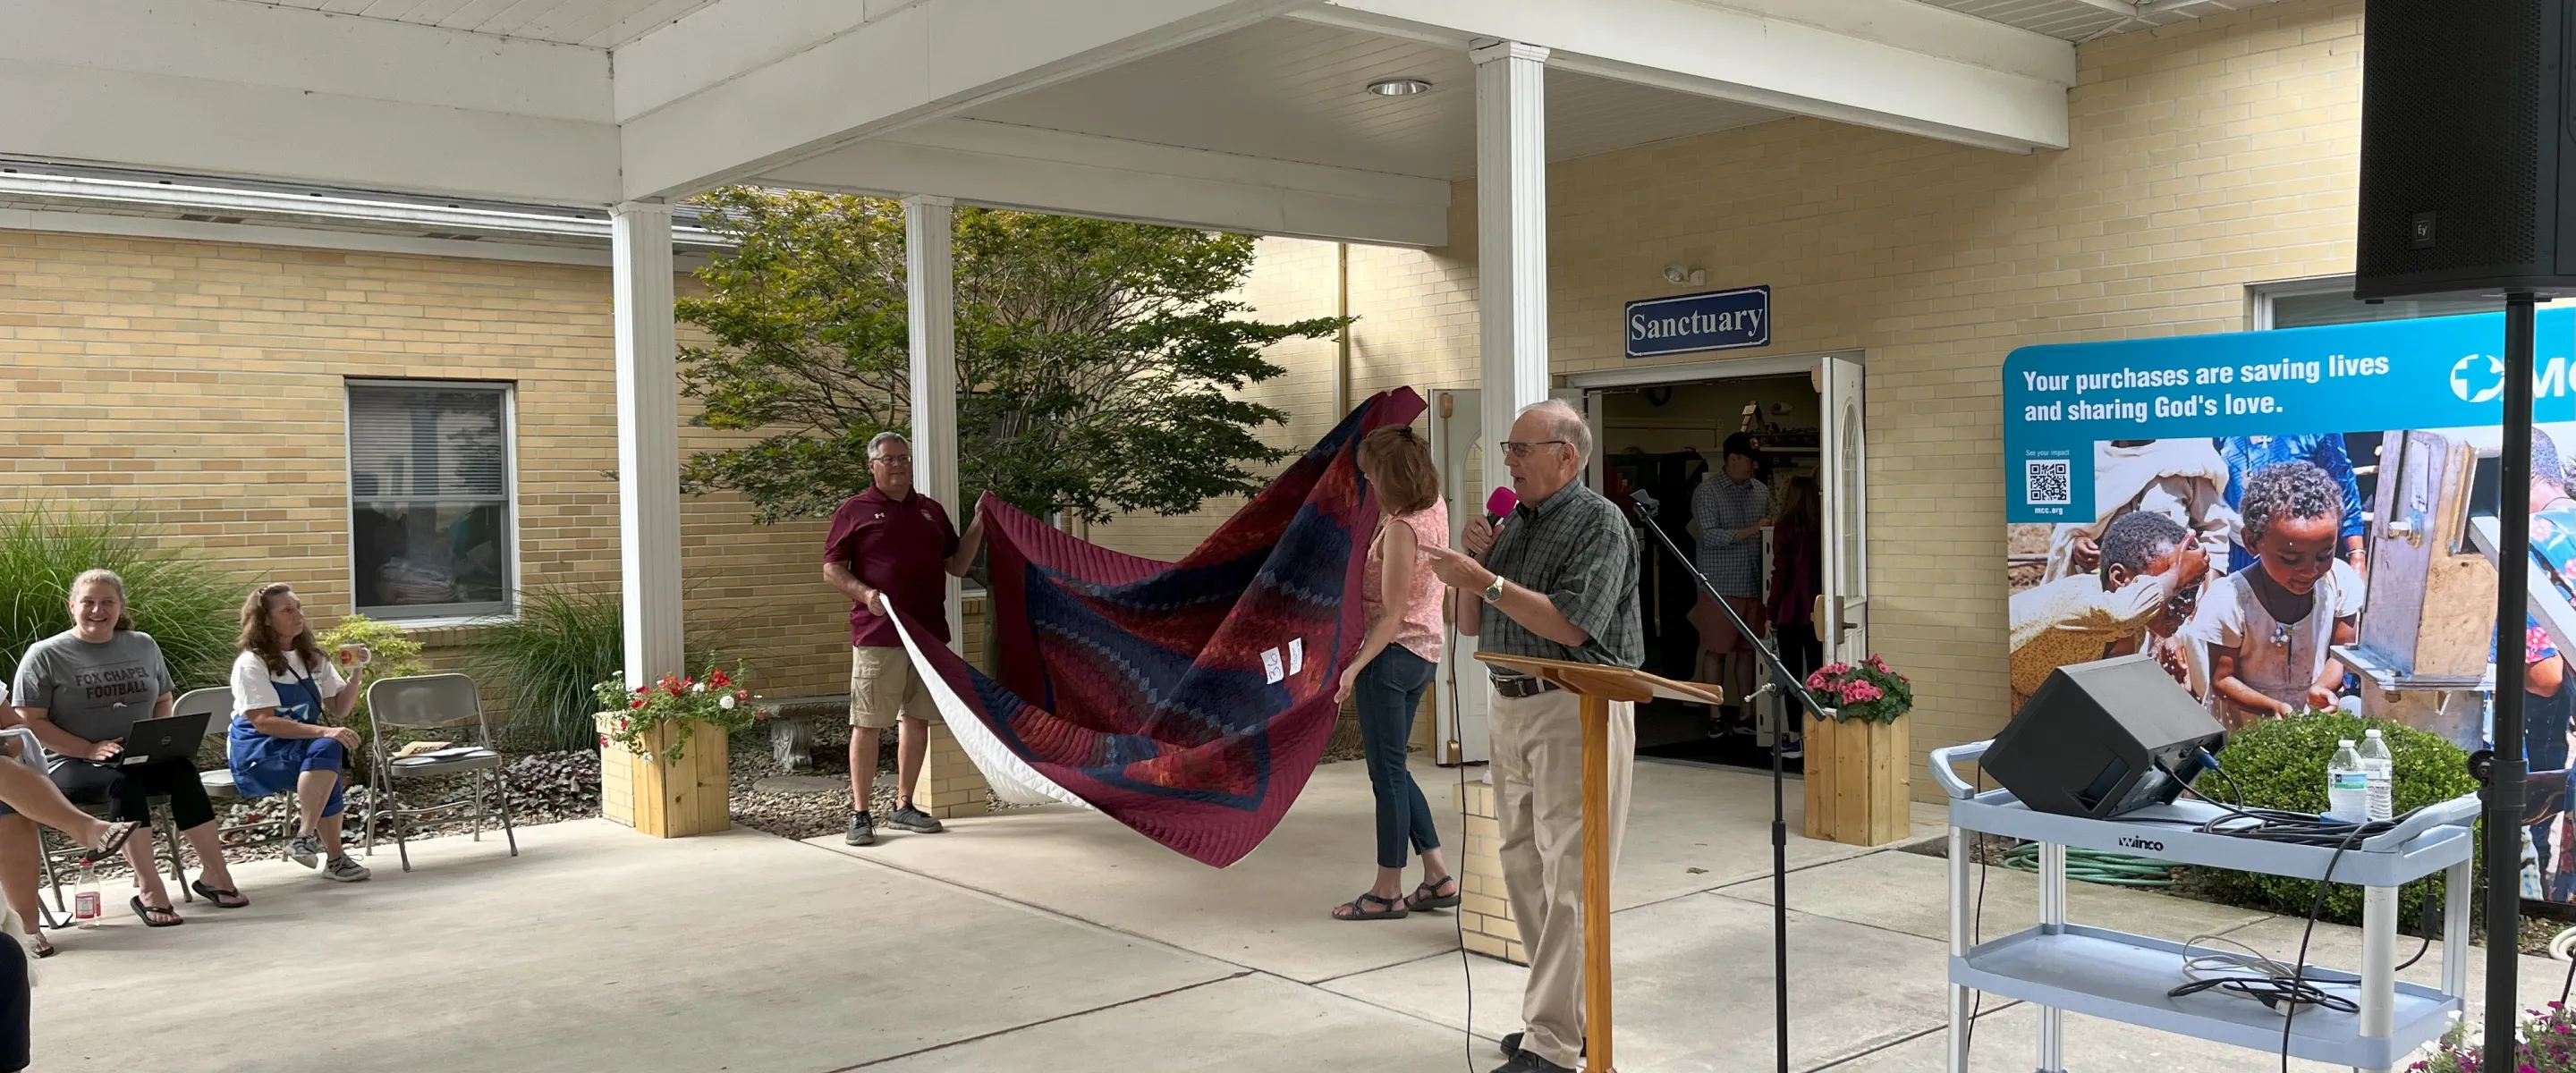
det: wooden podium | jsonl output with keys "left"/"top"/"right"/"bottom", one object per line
{"left": 1476, "top": 652, "right": 1725, "bottom": 1073}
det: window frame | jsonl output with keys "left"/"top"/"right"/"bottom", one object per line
{"left": 343, "top": 376, "right": 521, "bottom": 626}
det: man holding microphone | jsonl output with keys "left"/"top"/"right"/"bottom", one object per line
{"left": 1424, "top": 400, "right": 1644, "bottom": 1073}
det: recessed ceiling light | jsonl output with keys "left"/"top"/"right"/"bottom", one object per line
{"left": 1366, "top": 77, "right": 1433, "bottom": 97}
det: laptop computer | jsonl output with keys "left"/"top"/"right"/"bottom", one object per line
{"left": 115, "top": 711, "right": 210, "bottom": 766}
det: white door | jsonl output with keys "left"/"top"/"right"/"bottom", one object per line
{"left": 1431, "top": 389, "right": 1490, "bottom": 765}
{"left": 1819, "top": 356, "right": 1868, "bottom": 662}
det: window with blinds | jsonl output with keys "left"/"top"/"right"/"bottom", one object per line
{"left": 347, "top": 381, "right": 514, "bottom": 619}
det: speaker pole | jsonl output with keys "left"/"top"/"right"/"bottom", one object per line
{"left": 2487, "top": 291, "right": 2537, "bottom": 1071}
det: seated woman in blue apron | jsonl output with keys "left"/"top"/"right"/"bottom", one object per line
{"left": 228, "top": 583, "right": 371, "bottom": 883}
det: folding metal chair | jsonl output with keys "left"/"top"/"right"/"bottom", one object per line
{"left": 362, "top": 672, "right": 517, "bottom": 872}
{"left": 26, "top": 723, "right": 194, "bottom": 921}
{"left": 180, "top": 687, "right": 295, "bottom": 849}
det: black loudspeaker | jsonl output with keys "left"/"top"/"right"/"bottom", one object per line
{"left": 1984, "top": 655, "right": 2227, "bottom": 820}
{"left": 2354, "top": 0, "right": 2576, "bottom": 300}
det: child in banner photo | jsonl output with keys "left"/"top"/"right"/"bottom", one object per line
{"left": 2042, "top": 439, "right": 2237, "bottom": 584}
{"left": 2198, "top": 460, "right": 2366, "bottom": 729}
{"left": 2216, "top": 434, "right": 2367, "bottom": 576}
{"left": 2007, "top": 511, "right": 2212, "bottom": 711}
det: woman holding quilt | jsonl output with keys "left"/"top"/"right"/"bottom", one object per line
{"left": 1330, "top": 425, "right": 1461, "bottom": 921}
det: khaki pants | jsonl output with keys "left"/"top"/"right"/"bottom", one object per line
{"left": 850, "top": 646, "right": 940, "bottom": 730}
{"left": 1490, "top": 686, "right": 1636, "bottom": 1070}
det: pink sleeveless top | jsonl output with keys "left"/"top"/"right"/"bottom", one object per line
{"left": 1361, "top": 500, "right": 1451, "bottom": 663}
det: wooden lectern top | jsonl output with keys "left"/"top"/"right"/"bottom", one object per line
{"left": 1474, "top": 651, "right": 1726, "bottom": 706}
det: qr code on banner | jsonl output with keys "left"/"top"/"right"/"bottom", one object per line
{"left": 2025, "top": 459, "right": 2072, "bottom": 506}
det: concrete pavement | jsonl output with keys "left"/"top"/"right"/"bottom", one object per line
{"left": 21, "top": 755, "right": 2550, "bottom": 1071}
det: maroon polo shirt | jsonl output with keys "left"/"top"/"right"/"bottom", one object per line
{"left": 823, "top": 486, "right": 960, "bottom": 648}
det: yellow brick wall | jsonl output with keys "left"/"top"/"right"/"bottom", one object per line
{"left": 0, "top": 230, "right": 858, "bottom": 703}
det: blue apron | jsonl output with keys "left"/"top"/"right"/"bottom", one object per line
{"left": 228, "top": 670, "right": 326, "bottom": 799}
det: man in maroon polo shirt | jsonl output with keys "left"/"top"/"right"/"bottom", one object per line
{"left": 822, "top": 431, "right": 986, "bottom": 846}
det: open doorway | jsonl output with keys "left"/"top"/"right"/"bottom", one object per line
{"left": 1573, "top": 354, "right": 1861, "bottom": 774}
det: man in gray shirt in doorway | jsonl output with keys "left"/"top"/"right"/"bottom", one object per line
{"left": 1425, "top": 399, "right": 1644, "bottom": 1073}
{"left": 1692, "top": 431, "right": 1772, "bottom": 736}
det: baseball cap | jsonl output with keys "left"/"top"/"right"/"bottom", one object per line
{"left": 1722, "top": 432, "right": 1763, "bottom": 463}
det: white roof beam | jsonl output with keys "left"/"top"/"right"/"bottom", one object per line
{"left": 1295, "top": 0, "right": 2074, "bottom": 154}
{"left": 614, "top": 0, "right": 1312, "bottom": 201}
{"left": 757, "top": 119, "right": 1451, "bottom": 247}
{"left": 0, "top": 0, "right": 620, "bottom": 205}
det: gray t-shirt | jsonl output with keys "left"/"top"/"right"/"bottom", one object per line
{"left": 13, "top": 629, "right": 174, "bottom": 767}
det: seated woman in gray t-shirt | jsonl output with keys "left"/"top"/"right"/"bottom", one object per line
{"left": 11, "top": 570, "right": 245, "bottom": 925}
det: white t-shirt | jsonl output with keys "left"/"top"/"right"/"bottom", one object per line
{"left": 229, "top": 649, "right": 347, "bottom": 722}
{"left": 2191, "top": 558, "right": 2366, "bottom": 714}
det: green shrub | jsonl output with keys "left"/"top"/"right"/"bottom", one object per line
{"left": 316, "top": 614, "right": 426, "bottom": 782}
{"left": 2184, "top": 712, "right": 2480, "bottom": 926}
{"left": 0, "top": 507, "right": 240, "bottom": 691}
{"left": 468, "top": 585, "right": 753, "bottom": 753}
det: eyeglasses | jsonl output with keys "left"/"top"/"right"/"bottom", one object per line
{"left": 1500, "top": 440, "right": 1570, "bottom": 459}
{"left": 870, "top": 455, "right": 913, "bottom": 467}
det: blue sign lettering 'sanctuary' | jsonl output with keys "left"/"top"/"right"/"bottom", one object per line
{"left": 1625, "top": 285, "right": 1771, "bottom": 359}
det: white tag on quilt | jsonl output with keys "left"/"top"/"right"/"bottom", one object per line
{"left": 1288, "top": 638, "right": 1304, "bottom": 675}
{"left": 1261, "top": 647, "right": 1285, "bottom": 684}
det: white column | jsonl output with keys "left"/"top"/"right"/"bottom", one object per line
{"left": 904, "top": 194, "right": 963, "bottom": 652}
{"left": 1473, "top": 40, "right": 1551, "bottom": 475}
{"left": 611, "top": 201, "right": 684, "bottom": 685}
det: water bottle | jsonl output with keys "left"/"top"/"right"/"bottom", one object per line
{"left": 2359, "top": 729, "right": 2394, "bottom": 822}
{"left": 72, "top": 860, "right": 100, "bottom": 929}
{"left": 2326, "top": 739, "right": 2369, "bottom": 823}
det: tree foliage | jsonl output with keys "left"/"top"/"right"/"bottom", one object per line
{"left": 676, "top": 189, "right": 1350, "bottom": 524}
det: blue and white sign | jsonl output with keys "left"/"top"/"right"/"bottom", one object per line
{"left": 2002, "top": 308, "right": 2576, "bottom": 521}
{"left": 1625, "top": 285, "right": 1771, "bottom": 359}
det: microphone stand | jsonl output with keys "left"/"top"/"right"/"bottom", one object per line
{"left": 1630, "top": 487, "right": 1817, "bottom": 1073}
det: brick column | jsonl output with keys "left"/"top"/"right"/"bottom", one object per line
{"left": 1457, "top": 773, "right": 1525, "bottom": 965}
{"left": 915, "top": 595, "right": 992, "bottom": 818}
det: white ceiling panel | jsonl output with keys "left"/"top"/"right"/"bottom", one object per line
{"left": 223, "top": 0, "right": 717, "bottom": 46}
{"left": 1916, "top": 0, "right": 2289, "bottom": 41}
{"left": 962, "top": 19, "right": 1784, "bottom": 182}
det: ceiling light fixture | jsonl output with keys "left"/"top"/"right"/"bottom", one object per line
{"left": 1366, "top": 77, "right": 1433, "bottom": 97}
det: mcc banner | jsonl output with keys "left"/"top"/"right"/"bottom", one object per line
{"left": 2003, "top": 309, "right": 2576, "bottom": 899}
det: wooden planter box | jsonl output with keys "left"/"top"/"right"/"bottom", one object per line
{"left": 597, "top": 714, "right": 731, "bottom": 839}
{"left": 1802, "top": 711, "right": 1910, "bottom": 847}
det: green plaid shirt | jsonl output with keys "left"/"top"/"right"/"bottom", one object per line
{"left": 1478, "top": 481, "right": 1644, "bottom": 673}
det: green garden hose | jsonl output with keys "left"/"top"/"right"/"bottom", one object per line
{"left": 1998, "top": 841, "right": 2177, "bottom": 888}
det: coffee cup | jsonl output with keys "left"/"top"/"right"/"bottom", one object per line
{"left": 336, "top": 643, "right": 370, "bottom": 670}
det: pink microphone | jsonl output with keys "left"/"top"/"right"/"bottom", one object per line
{"left": 1484, "top": 486, "right": 1519, "bottom": 525}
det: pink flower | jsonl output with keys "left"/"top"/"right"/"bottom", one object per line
{"left": 1818, "top": 662, "right": 1852, "bottom": 678}
{"left": 1868, "top": 655, "right": 1891, "bottom": 673}
{"left": 1843, "top": 681, "right": 1885, "bottom": 703}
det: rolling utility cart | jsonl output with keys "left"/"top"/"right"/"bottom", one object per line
{"left": 1932, "top": 740, "right": 2481, "bottom": 1073}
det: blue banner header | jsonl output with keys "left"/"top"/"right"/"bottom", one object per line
{"left": 2002, "top": 308, "right": 2576, "bottom": 521}
{"left": 1625, "top": 285, "right": 1770, "bottom": 359}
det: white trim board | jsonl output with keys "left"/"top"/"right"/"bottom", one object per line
{"left": 0, "top": 207, "right": 716, "bottom": 270}
{"left": 1562, "top": 350, "right": 1862, "bottom": 389}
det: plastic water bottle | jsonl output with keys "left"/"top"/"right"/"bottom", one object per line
{"left": 71, "top": 860, "right": 99, "bottom": 929}
{"left": 2326, "top": 739, "right": 2370, "bottom": 823}
{"left": 2359, "top": 729, "right": 2394, "bottom": 822}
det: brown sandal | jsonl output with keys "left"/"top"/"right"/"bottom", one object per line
{"left": 82, "top": 821, "right": 139, "bottom": 864}
{"left": 1331, "top": 891, "right": 1409, "bottom": 921}
{"left": 1405, "top": 875, "right": 1462, "bottom": 912}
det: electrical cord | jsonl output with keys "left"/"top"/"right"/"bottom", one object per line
{"left": 1962, "top": 768, "right": 1991, "bottom": 1066}
{"left": 2280, "top": 820, "right": 2368, "bottom": 1073}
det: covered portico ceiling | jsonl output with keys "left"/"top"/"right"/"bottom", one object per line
{"left": 1, "top": 0, "right": 2284, "bottom": 248}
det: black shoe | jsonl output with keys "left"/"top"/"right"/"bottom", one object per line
{"left": 886, "top": 803, "right": 945, "bottom": 833}
{"left": 1498, "top": 1033, "right": 1584, "bottom": 1063}
{"left": 845, "top": 811, "right": 877, "bottom": 846}
{"left": 1490, "top": 1052, "right": 1573, "bottom": 1073}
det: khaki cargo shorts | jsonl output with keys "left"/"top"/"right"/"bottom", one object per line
{"left": 850, "top": 645, "right": 940, "bottom": 730}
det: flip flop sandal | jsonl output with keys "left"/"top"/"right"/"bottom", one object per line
{"left": 1331, "top": 891, "right": 1409, "bottom": 921}
{"left": 1405, "top": 877, "right": 1462, "bottom": 912}
{"left": 129, "top": 897, "right": 182, "bottom": 928}
{"left": 80, "top": 821, "right": 140, "bottom": 865}
{"left": 28, "top": 936, "right": 54, "bottom": 959}
{"left": 189, "top": 880, "right": 248, "bottom": 909}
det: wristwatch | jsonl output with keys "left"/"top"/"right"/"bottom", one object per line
{"left": 1480, "top": 574, "right": 1506, "bottom": 604}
